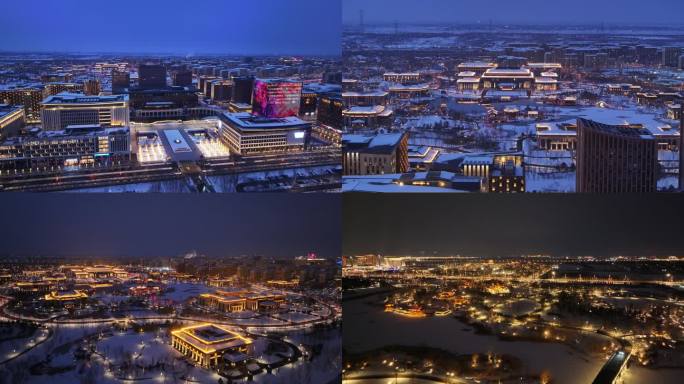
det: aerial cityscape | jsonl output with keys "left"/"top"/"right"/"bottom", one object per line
{"left": 341, "top": 0, "right": 684, "bottom": 193}
{"left": 342, "top": 194, "right": 684, "bottom": 384}
{"left": 0, "top": 194, "right": 341, "bottom": 383}
{"left": 0, "top": 0, "right": 342, "bottom": 192}
{"left": 2, "top": 0, "right": 684, "bottom": 383}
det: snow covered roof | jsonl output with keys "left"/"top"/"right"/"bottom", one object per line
{"left": 342, "top": 105, "right": 392, "bottom": 117}
{"left": 482, "top": 68, "right": 534, "bottom": 78}
{"left": 342, "top": 91, "right": 388, "bottom": 97}
{"left": 457, "top": 77, "right": 481, "bottom": 83}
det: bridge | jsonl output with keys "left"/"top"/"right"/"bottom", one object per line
{"left": 591, "top": 350, "right": 630, "bottom": 384}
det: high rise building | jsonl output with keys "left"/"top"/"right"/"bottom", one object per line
{"left": 138, "top": 64, "right": 167, "bottom": 89}
{"left": 210, "top": 80, "right": 233, "bottom": 101}
{"left": 41, "top": 94, "right": 130, "bottom": 130}
{"left": 43, "top": 82, "right": 84, "bottom": 97}
{"left": 111, "top": 70, "right": 130, "bottom": 94}
{"left": 231, "top": 76, "right": 254, "bottom": 105}
{"left": 252, "top": 79, "right": 302, "bottom": 118}
{"left": 198, "top": 76, "right": 219, "bottom": 96}
{"left": 172, "top": 69, "right": 193, "bottom": 87}
{"left": 83, "top": 79, "right": 101, "bottom": 96}
{"left": 0, "top": 87, "right": 43, "bottom": 123}
{"left": 576, "top": 118, "right": 657, "bottom": 193}
{"left": 316, "top": 93, "right": 343, "bottom": 130}
{"left": 662, "top": 47, "right": 681, "bottom": 67}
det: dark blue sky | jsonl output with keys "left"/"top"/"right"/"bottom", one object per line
{"left": 0, "top": 0, "right": 341, "bottom": 55}
{"left": 0, "top": 194, "right": 340, "bottom": 259}
{"left": 343, "top": 0, "right": 684, "bottom": 25}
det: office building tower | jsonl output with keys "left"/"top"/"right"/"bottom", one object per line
{"left": 576, "top": 118, "right": 657, "bottom": 193}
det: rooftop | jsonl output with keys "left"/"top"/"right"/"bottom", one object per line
{"left": 578, "top": 118, "right": 654, "bottom": 139}
{"left": 221, "top": 112, "right": 309, "bottom": 129}
{"left": 172, "top": 324, "right": 252, "bottom": 353}
{"left": 43, "top": 93, "right": 128, "bottom": 105}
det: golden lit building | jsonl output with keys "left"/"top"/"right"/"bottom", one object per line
{"left": 198, "top": 290, "right": 285, "bottom": 313}
{"left": 44, "top": 289, "right": 88, "bottom": 301}
{"left": 171, "top": 324, "right": 252, "bottom": 368}
{"left": 63, "top": 265, "right": 128, "bottom": 280}
{"left": 485, "top": 283, "right": 510, "bottom": 295}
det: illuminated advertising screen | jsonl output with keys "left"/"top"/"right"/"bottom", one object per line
{"left": 252, "top": 80, "right": 302, "bottom": 118}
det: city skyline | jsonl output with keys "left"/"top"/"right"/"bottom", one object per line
{"left": 344, "top": 195, "right": 684, "bottom": 257}
{"left": 0, "top": 0, "right": 341, "bottom": 56}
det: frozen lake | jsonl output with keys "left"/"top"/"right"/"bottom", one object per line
{"left": 343, "top": 294, "right": 681, "bottom": 384}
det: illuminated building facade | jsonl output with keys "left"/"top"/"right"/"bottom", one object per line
{"left": 63, "top": 265, "right": 129, "bottom": 280}
{"left": 83, "top": 79, "right": 101, "bottom": 96}
{"left": 44, "top": 290, "right": 88, "bottom": 301}
{"left": 0, "top": 125, "right": 131, "bottom": 173}
{"left": 487, "top": 155, "right": 526, "bottom": 193}
{"left": 576, "top": 118, "right": 657, "bottom": 193}
{"left": 43, "top": 82, "right": 84, "bottom": 97}
{"left": 218, "top": 112, "right": 310, "bottom": 155}
{"left": 252, "top": 79, "right": 302, "bottom": 118}
{"left": 383, "top": 72, "right": 420, "bottom": 83}
{"left": 342, "top": 132, "right": 409, "bottom": 175}
{"left": 198, "top": 290, "right": 285, "bottom": 313}
{"left": 41, "top": 94, "right": 130, "bottom": 130}
{"left": 536, "top": 122, "right": 578, "bottom": 151}
{"left": 0, "top": 87, "right": 43, "bottom": 123}
{"left": 456, "top": 62, "right": 561, "bottom": 92}
{"left": 0, "top": 105, "right": 25, "bottom": 140}
{"left": 171, "top": 324, "right": 252, "bottom": 368}
{"left": 316, "top": 93, "right": 343, "bottom": 130}
{"left": 342, "top": 105, "right": 393, "bottom": 130}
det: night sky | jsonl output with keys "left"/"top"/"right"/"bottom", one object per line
{"left": 0, "top": 0, "right": 341, "bottom": 56}
{"left": 0, "top": 194, "right": 340, "bottom": 259}
{"left": 344, "top": 194, "right": 684, "bottom": 258}
{"left": 343, "top": 0, "right": 684, "bottom": 25}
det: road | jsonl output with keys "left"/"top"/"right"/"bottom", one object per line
{"left": 343, "top": 270, "right": 679, "bottom": 287}
{"left": 0, "top": 148, "right": 340, "bottom": 192}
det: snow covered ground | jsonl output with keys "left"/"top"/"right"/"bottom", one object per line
{"left": 161, "top": 282, "right": 213, "bottom": 303}
{"left": 525, "top": 170, "right": 576, "bottom": 193}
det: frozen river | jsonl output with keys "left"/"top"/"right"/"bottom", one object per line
{"left": 344, "top": 294, "right": 681, "bottom": 384}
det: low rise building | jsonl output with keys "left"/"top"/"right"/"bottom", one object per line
{"left": 0, "top": 125, "right": 130, "bottom": 173}
{"left": 171, "top": 324, "right": 252, "bottom": 368}
{"left": 342, "top": 132, "right": 409, "bottom": 175}
{"left": 218, "top": 112, "right": 310, "bottom": 155}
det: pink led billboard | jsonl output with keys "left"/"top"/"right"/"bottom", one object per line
{"left": 252, "top": 80, "right": 302, "bottom": 118}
